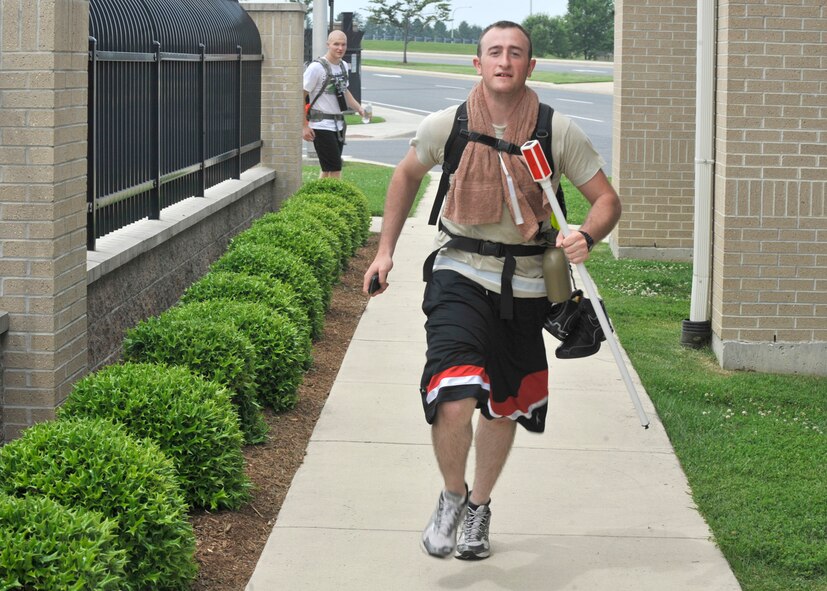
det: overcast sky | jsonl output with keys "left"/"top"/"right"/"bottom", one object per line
{"left": 325, "top": 0, "right": 568, "bottom": 30}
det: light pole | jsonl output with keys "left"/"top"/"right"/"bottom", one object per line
{"left": 450, "top": 6, "right": 471, "bottom": 39}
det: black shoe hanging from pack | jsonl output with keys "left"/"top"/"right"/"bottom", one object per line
{"left": 555, "top": 296, "right": 611, "bottom": 359}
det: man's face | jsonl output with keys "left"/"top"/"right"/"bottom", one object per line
{"left": 473, "top": 27, "right": 536, "bottom": 96}
{"left": 327, "top": 33, "right": 347, "bottom": 60}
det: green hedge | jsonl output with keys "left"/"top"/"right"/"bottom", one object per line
{"left": 0, "top": 418, "right": 197, "bottom": 590}
{"left": 211, "top": 243, "right": 326, "bottom": 340}
{"left": 278, "top": 199, "right": 354, "bottom": 260}
{"left": 293, "top": 178, "right": 371, "bottom": 245}
{"left": 232, "top": 216, "right": 339, "bottom": 304}
{"left": 164, "top": 301, "right": 306, "bottom": 412}
{"left": 288, "top": 190, "right": 369, "bottom": 250}
{"left": 180, "top": 271, "right": 312, "bottom": 367}
{"left": 251, "top": 208, "right": 347, "bottom": 273}
{"left": 0, "top": 494, "right": 127, "bottom": 591}
{"left": 59, "top": 363, "right": 251, "bottom": 510}
{"left": 122, "top": 314, "right": 267, "bottom": 444}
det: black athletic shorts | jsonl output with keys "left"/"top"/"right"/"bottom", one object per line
{"left": 313, "top": 128, "right": 344, "bottom": 172}
{"left": 419, "top": 270, "right": 549, "bottom": 433}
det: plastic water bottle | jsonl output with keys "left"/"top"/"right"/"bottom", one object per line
{"left": 361, "top": 102, "right": 372, "bottom": 124}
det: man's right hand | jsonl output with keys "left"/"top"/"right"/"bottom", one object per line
{"left": 302, "top": 126, "right": 315, "bottom": 142}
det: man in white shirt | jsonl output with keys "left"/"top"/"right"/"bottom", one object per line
{"left": 302, "top": 30, "right": 366, "bottom": 178}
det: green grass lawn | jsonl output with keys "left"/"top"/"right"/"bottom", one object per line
{"left": 301, "top": 161, "right": 428, "bottom": 217}
{"left": 363, "top": 39, "right": 478, "bottom": 56}
{"left": 298, "top": 162, "right": 827, "bottom": 591}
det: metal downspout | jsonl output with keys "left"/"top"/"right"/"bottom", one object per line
{"left": 682, "top": 0, "right": 716, "bottom": 348}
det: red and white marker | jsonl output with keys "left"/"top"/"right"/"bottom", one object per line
{"left": 521, "top": 140, "right": 650, "bottom": 429}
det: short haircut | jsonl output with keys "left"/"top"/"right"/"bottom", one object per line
{"left": 477, "top": 21, "right": 533, "bottom": 59}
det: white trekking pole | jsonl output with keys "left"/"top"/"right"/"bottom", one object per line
{"left": 521, "top": 140, "right": 650, "bottom": 429}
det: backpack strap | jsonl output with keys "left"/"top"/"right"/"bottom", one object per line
{"left": 422, "top": 221, "right": 545, "bottom": 320}
{"left": 535, "top": 103, "right": 567, "bottom": 223}
{"left": 429, "top": 102, "right": 469, "bottom": 225}
{"left": 306, "top": 57, "right": 348, "bottom": 119}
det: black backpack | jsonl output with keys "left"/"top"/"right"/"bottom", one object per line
{"left": 428, "top": 101, "right": 566, "bottom": 226}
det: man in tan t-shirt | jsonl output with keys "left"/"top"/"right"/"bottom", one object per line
{"left": 363, "top": 21, "right": 621, "bottom": 561}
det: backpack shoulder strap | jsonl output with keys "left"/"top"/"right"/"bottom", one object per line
{"left": 535, "top": 103, "right": 567, "bottom": 222}
{"left": 307, "top": 57, "right": 333, "bottom": 113}
{"left": 428, "top": 102, "right": 469, "bottom": 225}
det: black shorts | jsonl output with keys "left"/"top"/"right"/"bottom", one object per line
{"left": 419, "top": 270, "right": 549, "bottom": 433}
{"left": 313, "top": 128, "right": 344, "bottom": 172}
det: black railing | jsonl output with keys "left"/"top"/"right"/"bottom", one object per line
{"left": 87, "top": 0, "right": 263, "bottom": 250}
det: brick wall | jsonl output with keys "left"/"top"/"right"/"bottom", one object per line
{"left": 613, "top": 0, "right": 697, "bottom": 261}
{"left": 711, "top": 1, "right": 827, "bottom": 373}
{"left": 0, "top": 1, "right": 307, "bottom": 440}
{"left": 243, "top": 2, "right": 306, "bottom": 204}
{"left": 0, "top": 0, "right": 89, "bottom": 441}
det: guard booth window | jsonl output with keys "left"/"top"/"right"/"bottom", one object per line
{"left": 87, "top": 0, "right": 263, "bottom": 250}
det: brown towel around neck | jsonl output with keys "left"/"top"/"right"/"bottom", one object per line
{"left": 442, "top": 84, "right": 550, "bottom": 241}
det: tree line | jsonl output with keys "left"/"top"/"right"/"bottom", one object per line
{"left": 328, "top": 0, "right": 614, "bottom": 61}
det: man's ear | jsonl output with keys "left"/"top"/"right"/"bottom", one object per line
{"left": 473, "top": 56, "right": 482, "bottom": 75}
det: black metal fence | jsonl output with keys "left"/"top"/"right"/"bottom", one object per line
{"left": 87, "top": 0, "right": 263, "bottom": 249}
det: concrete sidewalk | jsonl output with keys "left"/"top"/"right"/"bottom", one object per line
{"left": 248, "top": 109, "right": 742, "bottom": 590}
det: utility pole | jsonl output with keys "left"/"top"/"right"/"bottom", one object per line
{"left": 313, "top": 0, "right": 327, "bottom": 57}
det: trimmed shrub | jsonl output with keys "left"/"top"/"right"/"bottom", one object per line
{"left": 165, "top": 301, "right": 306, "bottom": 412}
{"left": 294, "top": 179, "right": 371, "bottom": 245}
{"left": 287, "top": 190, "right": 369, "bottom": 251}
{"left": 232, "top": 216, "right": 338, "bottom": 304}
{"left": 122, "top": 314, "right": 267, "bottom": 444}
{"left": 180, "top": 271, "right": 312, "bottom": 366}
{"left": 0, "top": 493, "right": 127, "bottom": 590}
{"left": 279, "top": 199, "right": 354, "bottom": 262}
{"left": 0, "top": 418, "right": 197, "bottom": 591}
{"left": 59, "top": 362, "right": 251, "bottom": 510}
{"left": 211, "top": 243, "right": 326, "bottom": 340}
{"left": 251, "top": 208, "right": 348, "bottom": 272}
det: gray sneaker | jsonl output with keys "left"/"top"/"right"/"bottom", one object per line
{"left": 455, "top": 501, "right": 491, "bottom": 560}
{"left": 421, "top": 487, "right": 468, "bottom": 558}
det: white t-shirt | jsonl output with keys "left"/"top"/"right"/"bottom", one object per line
{"left": 303, "top": 58, "right": 350, "bottom": 132}
{"left": 412, "top": 104, "right": 606, "bottom": 298}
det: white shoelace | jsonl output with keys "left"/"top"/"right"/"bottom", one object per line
{"left": 462, "top": 505, "right": 490, "bottom": 542}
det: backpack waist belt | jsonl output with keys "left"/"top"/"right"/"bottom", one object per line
{"left": 308, "top": 111, "right": 345, "bottom": 122}
{"left": 423, "top": 222, "right": 545, "bottom": 320}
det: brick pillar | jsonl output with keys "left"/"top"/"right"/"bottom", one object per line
{"left": 241, "top": 2, "right": 306, "bottom": 206}
{"left": 0, "top": 0, "right": 89, "bottom": 440}
{"left": 712, "top": 2, "right": 827, "bottom": 374}
{"left": 612, "top": 0, "right": 697, "bottom": 261}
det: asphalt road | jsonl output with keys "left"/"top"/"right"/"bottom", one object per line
{"left": 344, "top": 68, "right": 613, "bottom": 171}
{"left": 363, "top": 50, "right": 615, "bottom": 78}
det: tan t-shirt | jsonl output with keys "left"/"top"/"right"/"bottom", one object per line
{"left": 412, "top": 105, "right": 606, "bottom": 298}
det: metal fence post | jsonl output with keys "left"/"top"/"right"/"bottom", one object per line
{"left": 87, "top": 37, "right": 98, "bottom": 250}
{"left": 199, "top": 43, "right": 206, "bottom": 197}
{"left": 151, "top": 40, "right": 161, "bottom": 220}
{"left": 235, "top": 44, "right": 243, "bottom": 180}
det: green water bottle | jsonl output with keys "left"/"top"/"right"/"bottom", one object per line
{"left": 542, "top": 247, "right": 572, "bottom": 303}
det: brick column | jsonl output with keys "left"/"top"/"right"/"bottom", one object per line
{"left": 241, "top": 1, "right": 306, "bottom": 205}
{"left": 0, "top": 0, "right": 89, "bottom": 440}
{"left": 612, "top": 0, "right": 697, "bottom": 261}
{"left": 712, "top": 2, "right": 827, "bottom": 373}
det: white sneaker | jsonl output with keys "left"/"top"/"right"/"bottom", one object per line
{"left": 455, "top": 501, "right": 491, "bottom": 560}
{"left": 421, "top": 486, "right": 468, "bottom": 558}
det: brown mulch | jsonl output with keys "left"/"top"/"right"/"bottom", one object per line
{"left": 190, "top": 233, "right": 379, "bottom": 590}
